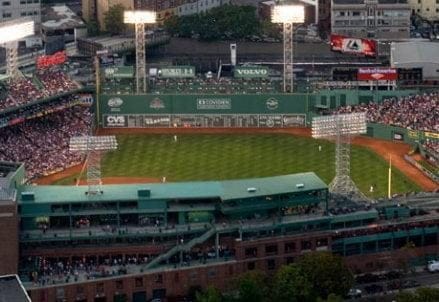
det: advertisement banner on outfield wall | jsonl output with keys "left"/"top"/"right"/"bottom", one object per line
{"left": 104, "top": 66, "right": 134, "bottom": 78}
{"left": 357, "top": 68, "right": 398, "bottom": 81}
{"left": 159, "top": 66, "right": 195, "bottom": 78}
{"left": 104, "top": 115, "right": 127, "bottom": 127}
{"left": 234, "top": 66, "right": 269, "bottom": 78}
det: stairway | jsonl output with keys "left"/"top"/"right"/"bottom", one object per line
{"left": 145, "top": 226, "right": 216, "bottom": 269}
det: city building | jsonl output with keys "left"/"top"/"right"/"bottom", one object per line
{"left": 0, "top": 0, "right": 41, "bottom": 26}
{"left": 408, "top": 0, "right": 439, "bottom": 22}
{"left": 81, "top": 0, "right": 134, "bottom": 31}
{"left": 391, "top": 41, "right": 439, "bottom": 79}
{"left": 331, "top": 0, "right": 411, "bottom": 39}
{"left": 0, "top": 161, "right": 438, "bottom": 301}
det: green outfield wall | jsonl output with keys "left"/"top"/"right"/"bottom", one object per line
{"left": 98, "top": 89, "right": 419, "bottom": 132}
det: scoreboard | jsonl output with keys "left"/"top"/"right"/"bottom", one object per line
{"left": 103, "top": 114, "right": 306, "bottom": 128}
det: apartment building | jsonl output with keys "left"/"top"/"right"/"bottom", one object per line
{"left": 408, "top": 0, "right": 439, "bottom": 21}
{"left": 331, "top": 0, "right": 411, "bottom": 39}
{"left": 82, "top": 0, "right": 134, "bottom": 30}
{"left": 0, "top": 0, "right": 41, "bottom": 25}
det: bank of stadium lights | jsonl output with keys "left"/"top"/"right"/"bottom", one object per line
{"left": 124, "top": 10, "right": 156, "bottom": 94}
{"left": 312, "top": 113, "right": 367, "bottom": 199}
{"left": 69, "top": 136, "right": 118, "bottom": 195}
{"left": 271, "top": 5, "right": 304, "bottom": 93}
{"left": 0, "top": 18, "right": 34, "bottom": 79}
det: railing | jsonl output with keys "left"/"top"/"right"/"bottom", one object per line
{"left": 404, "top": 155, "right": 439, "bottom": 183}
{"left": 144, "top": 226, "right": 216, "bottom": 269}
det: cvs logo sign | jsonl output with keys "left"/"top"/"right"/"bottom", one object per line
{"left": 106, "top": 115, "right": 126, "bottom": 127}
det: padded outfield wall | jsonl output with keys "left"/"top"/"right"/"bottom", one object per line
{"left": 99, "top": 94, "right": 314, "bottom": 128}
{"left": 99, "top": 89, "right": 418, "bottom": 129}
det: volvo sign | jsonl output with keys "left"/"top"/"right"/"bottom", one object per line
{"left": 234, "top": 66, "right": 269, "bottom": 78}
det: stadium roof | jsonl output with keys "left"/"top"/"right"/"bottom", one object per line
{"left": 0, "top": 275, "right": 31, "bottom": 302}
{"left": 391, "top": 42, "right": 439, "bottom": 65}
{"left": 19, "top": 173, "right": 327, "bottom": 204}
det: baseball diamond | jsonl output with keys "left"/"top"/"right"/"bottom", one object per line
{"left": 51, "top": 133, "right": 420, "bottom": 198}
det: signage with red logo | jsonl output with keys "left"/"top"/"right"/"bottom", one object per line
{"left": 330, "top": 34, "right": 377, "bottom": 57}
{"left": 357, "top": 68, "right": 398, "bottom": 81}
{"left": 36, "top": 51, "right": 67, "bottom": 69}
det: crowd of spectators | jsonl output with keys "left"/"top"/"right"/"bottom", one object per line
{"left": 335, "top": 92, "right": 439, "bottom": 132}
{"left": 37, "top": 70, "right": 79, "bottom": 95}
{"left": 24, "top": 255, "right": 152, "bottom": 286}
{"left": 0, "top": 78, "right": 46, "bottom": 110}
{"left": 0, "top": 70, "right": 79, "bottom": 111}
{"left": 423, "top": 140, "right": 439, "bottom": 158}
{"left": 0, "top": 105, "right": 92, "bottom": 180}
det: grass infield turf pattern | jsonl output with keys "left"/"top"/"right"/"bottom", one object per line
{"left": 58, "top": 134, "right": 420, "bottom": 198}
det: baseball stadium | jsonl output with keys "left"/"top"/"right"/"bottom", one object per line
{"left": 0, "top": 9, "right": 438, "bottom": 302}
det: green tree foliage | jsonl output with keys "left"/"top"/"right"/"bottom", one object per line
{"left": 297, "top": 252, "right": 354, "bottom": 299}
{"left": 86, "top": 20, "right": 100, "bottom": 36}
{"left": 397, "top": 287, "right": 439, "bottom": 302}
{"left": 272, "top": 264, "right": 313, "bottom": 302}
{"left": 104, "top": 4, "right": 125, "bottom": 35}
{"left": 235, "top": 271, "right": 269, "bottom": 302}
{"left": 164, "top": 5, "right": 261, "bottom": 41}
{"left": 195, "top": 286, "right": 223, "bottom": 302}
{"left": 192, "top": 252, "right": 353, "bottom": 302}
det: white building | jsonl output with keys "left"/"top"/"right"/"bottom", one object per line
{"left": 176, "top": 0, "right": 230, "bottom": 17}
{"left": 391, "top": 42, "right": 439, "bottom": 79}
{"left": 407, "top": 0, "right": 439, "bottom": 21}
{"left": 0, "top": 0, "right": 41, "bottom": 25}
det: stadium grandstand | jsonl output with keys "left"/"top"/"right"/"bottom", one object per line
{"left": 0, "top": 12, "right": 437, "bottom": 301}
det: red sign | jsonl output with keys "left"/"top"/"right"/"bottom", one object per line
{"left": 357, "top": 68, "right": 398, "bottom": 81}
{"left": 36, "top": 51, "right": 67, "bottom": 69}
{"left": 330, "top": 34, "right": 377, "bottom": 57}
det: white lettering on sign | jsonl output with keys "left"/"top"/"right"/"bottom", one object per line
{"left": 236, "top": 69, "right": 268, "bottom": 76}
{"left": 106, "top": 115, "right": 126, "bottom": 127}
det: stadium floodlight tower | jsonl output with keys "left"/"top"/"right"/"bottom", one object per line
{"left": 312, "top": 113, "right": 367, "bottom": 199}
{"left": 271, "top": 5, "right": 304, "bottom": 93}
{"left": 124, "top": 10, "right": 156, "bottom": 94}
{"left": 69, "top": 136, "right": 118, "bottom": 195}
{"left": 0, "top": 18, "right": 34, "bottom": 79}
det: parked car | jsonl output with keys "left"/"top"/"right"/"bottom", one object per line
{"left": 347, "top": 288, "right": 362, "bottom": 298}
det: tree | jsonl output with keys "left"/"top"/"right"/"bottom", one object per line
{"left": 104, "top": 4, "right": 125, "bottom": 35}
{"left": 86, "top": 20, "right": 100, "bottom": 36}
{"left": 234, "top": 271, "right": 269, "bottom": 302}
{"left": 271, "top": 264, "right": 313, "bottom": 302}
{"left": 195, "top": 286, "right": 223, "bottom": 302}
{"left": 297, "top": 252, "right": 354, "bottom": 300}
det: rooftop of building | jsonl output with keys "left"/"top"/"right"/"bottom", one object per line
{"left": 41, "top": 4, "right": 85, "bottom": 30}
{"left": 0, "top": 275, "right": 31, "bottom": 302}
{"left": 19, "top": 173, "right": 327, "bottom": 204}
{"left": 391, "top": 41, "right": 439, "bottom": 65}
{"left": 333, "top": 0, "right": 407, "bottom": 5}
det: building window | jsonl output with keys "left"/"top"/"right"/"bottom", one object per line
{"left": 286, "top": 257, "right": 295, "bottom": 264}
{"left": 2, "top": 1, "right": 11, "bottom": 6}
{"left": 245, "top": 247, "right": 257, "bottom": 258}
{"left": 267, "top": 259, "right": 276, "bottom": 270}
{"left": 247, "top": 262, "right": 255, "bottom": 271}
{"left": 174, "top": 273, "right": 179, "bottom": 282}
{"left": 2, "top": 12, "right": 11, "bottom": 18}
{"left": 301, "top": 240, "right": 312, "bottom": 251}
{"left": 265, "top": 244, "right": 278, "bottom": 255}
{"left": 285, "top": 242, "right": 296, "bottom": 253}
{"left": 228, "top": 266, "right": 234, "bottom": 276}
{"left": 208, "top": 269, "right": 216, "bottom": 278}
{"left": 155, "top": 274, "right": 163, "bottom": 284}
{"left": 135, "top": 277, "right": 143, "bottom": 288}
{"left": 115, "top": 280, "right": 123, "bottom": 290}
{"left": 20, "top": 0, "right": 26, "bottom": 4}
{"left": 96, "top": 283, "right": 104, "bottom": 295}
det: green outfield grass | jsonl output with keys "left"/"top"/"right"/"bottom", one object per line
{"left": 56, "top": 134, "right": 420, "bottom": 198}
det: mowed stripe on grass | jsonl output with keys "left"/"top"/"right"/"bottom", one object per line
{"left": 99, "top": 134, "right": 420, "bottom": 198}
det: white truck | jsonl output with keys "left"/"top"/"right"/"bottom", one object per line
{"left": 427, "top": 260, "right": 439, "bottom": 272}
